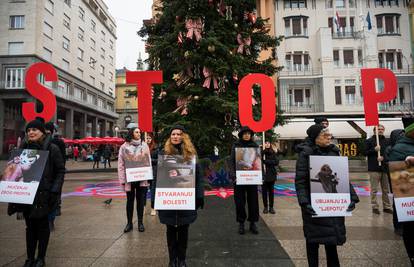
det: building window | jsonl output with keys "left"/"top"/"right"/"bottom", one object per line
{"left": 62, "top": 59, "right": 70, "bottom": 71}
{"left": 63, "top": 13, "right": 70, "bottom": 29}
{"left": 100, "top": 82, "right": 105, "bottom": 91}
{"left": 101, "top": 48, "right": 105, "bottom": 59}
{"left": 90, "top": 38, "right": 96, "bottom": 50}
{"left": 74, "top": 87, "right": 84, "bottom": 100}
{"left": 77, "top": 68, "right": 83, "bottom": 79}
{"left": 109, "top": 56, "right": 114, "bottom": 65}
{"left": 336, "top": 0, "right": 345, "bottom": 8}
{"left": 64, "top": 0, "right": 71, "bottom": 7}
{"left": 100, "top": 65, "right": 105, "bottom": 75}
{"left": 101, "top": 30, "right": 106, "bottom": 42}
{"left": 8, "top": 42, "right": 23, "bottom": 55}
{"left": 333, "top": 50, "right": 339, "bottom": 66}
{"left": 87, "top": 93, "right": 94, "bottom": 104}
{"left": 38, "top": 73, "right": 53, "bottom": 88}
{"left": 328, "top": 16, "right": 346, "bottom": 34}
{"left": 375, "top": 0, "right": 399, "bottom": 6}
{"left": 284, "top": 16, "right": 308, "bottom": 37}
{"left": 358, "top": 49, "right": 363, "bottom": 67}
{"left": 109, "top": 39, "right": 114, "bottom": 50}
{"left": 386, "top": 52, "right": 395, "bottom": 69}
{"left": 91, "top": 19, "right": 96, "bottom": 32}
{"left": 125, "top": 101, "right": 131, "bottom": 109}
{"left": 397, "top": 51, "right": 402, "bottom": 69}
{"left": 285, "top": 52, "right": 310, "bottom": 71}
{"left": 109, "top": 71, "right": 113, "bottom": 81}
{"left": 90, "top": 57, "right": 96, "bottom": 69}
{"left": 45, "top": 0, "right": 54, "bottom": 14}
{"left": 90, "top": 76, "right": 95, "bottom": 86}
{"left": 326, "top": 0, "right": 333, "bottom": 8}
{"left": 78, "top": 27, "right": 84, "bottom": 41}
{"left": 98, "top": 98, "right": 104, "bottom": 108}
{"left": 345, "top": 86, "right": 356, "bottom": 104}
{"left": 5, "top": 67, "right": 25, "bottom": 89}
{"left": 9, "top": 15, "right": 25, "bottom": 29}
{"left": 335, "top": 86, "right": 342, "bottom": 105}
{"left": 77, "top": 48, "right": 84, "bottom": 60}
{"left": 62, "top": 36, "right": 70, "bottom": 51}
{"left": 43, "top": 47, "right": 52, "bottom": 61}
{"left": 107, "top": 102, "right": 113, "bottom": 111}
{"left": 376, "top": 14, "right": 400, "bottom": 35}
{"left": 58, "top": 80, "right": 70, "bottom": 94}
{"left": 79, "top": 7, "right": 85, "bottom": 21}
{"left": 343, "top": 50, "right": 354, "bottom": 67}
{"left": 349, "top": 0, "right": 356, "bottom": 7}
{"left": 284, "top": 0, "right": 307, "bottom": 8}
{"left": 43, "top": 22, "right": 53, "bottom": 39}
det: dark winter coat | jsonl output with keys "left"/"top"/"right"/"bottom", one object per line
{"left": 388, "top": 136, "right": 414, "bottom": 162}
{"left": 8, "top": 135, "right": 65, "bottom": 219}
{"left": 51, "top": 135, "right": 66, "bottom": 166}
{"left": 229, "top": 139, "right": 259, "bottom": 182}
{"left": 152, "top": 148, "right": 204, "bottom": 226}
{"left": 262, "top": 148, "right": 279, "bottom": 182}
{"left": 103, "top": 146, "right": 112, "bottom": 158}
{"left": 295, "top": 140, "right": 359, "bottom": 245}
{"left": 364, "top": 135, "right": 390, "bottom": 172}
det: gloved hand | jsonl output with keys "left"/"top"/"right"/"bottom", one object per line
{"left": 346, "top": 201, "right": 356, "bottom": 212}
{"left": 196, "top": 198, "right": 204, "bottom": 209}
{"left": 303, "top": 204, "right": 317, "bottom": 216}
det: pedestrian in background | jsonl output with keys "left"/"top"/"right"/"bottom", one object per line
{"left": 103, "top": 144, "right": 112, "bottom": 168}
{"left": 73, "top": 146, "right": 79, "bottom": 161}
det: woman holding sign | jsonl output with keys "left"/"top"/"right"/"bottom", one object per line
{"left": 8, "top": 118, "right": 65, "bottom": 267}
{"left": 118, "top": 125, "right": 151, "bottom": 233}
{"left": 153, "top": 125, "right": 204, "bottom": 267}
{"left": 295, "top": 124, "right": 359, "bottom": 267}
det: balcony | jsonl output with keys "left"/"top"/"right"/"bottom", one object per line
{"left": 279, "top": 67, "right": 322, "bottom": 77}
{"left": 332, "top": 31, "right": 360, "bottom": 39}
{"left": 279, "top": 103, "right": 324, "bottom": 113}
{"left": 379, "top": 102, "right": 413, "bottom": 112}
{"left": 378, "top": 64, "right": 414, "bottom": 75}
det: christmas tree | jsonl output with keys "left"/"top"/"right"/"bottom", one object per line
{"left": 138, "top": 0, "right": 284, "bottom": 157}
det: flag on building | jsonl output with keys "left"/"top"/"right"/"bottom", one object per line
{"left": 334, "top": 11, "right": 341, "bottom": 32}
{"left": 366, "top": 11, "right": 372, "bottom": 30}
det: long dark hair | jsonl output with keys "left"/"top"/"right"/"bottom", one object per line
{"left": 124, "top": 127, "right": 143, "bottom": 143}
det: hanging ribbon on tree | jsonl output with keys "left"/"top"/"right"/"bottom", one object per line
{"left": 217, "top": 0, "right": 226, "bottom": 16}
{"left": 237, "top": 34, "right": 251, "bottom": 55}
{"left": 203, "top": 67, "right": 218, "bottom": 89}
{"left": 177, "top": 31, "right": 184, "bottom": 45}
{"left": 185, "top": 18, "right": 203, "bottom": 42}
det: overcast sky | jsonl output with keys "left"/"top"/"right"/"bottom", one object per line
{"left": 105, "top": 0, "right": 153, "bottom": 71}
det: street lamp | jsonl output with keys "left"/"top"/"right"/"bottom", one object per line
{"left": 114, "top": 126, "right": 120, "bottom": 137}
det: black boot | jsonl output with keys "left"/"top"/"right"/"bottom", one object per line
{"left": 123, "top": 223, "right": 133, "bottom": 233}
{"left": 263, "top": 207, "right": 268, "bottom": 214}
{"left": 23, "top": 259, "right": 35, "bottom": 267}
{"left": 138, "top": 222, "right": 145, "bottom": 232}
{"left": 250, "top": 222, "right": 259, "bottom": 234}
{"left": 55, "top": 206, "right": 61, "bottom": 216}
{"left": 178, "top": 259, "right": 187, "bottom": 267}
{"left": 269, "top": 207, "right": 275, "bottom": 214}
{"left": 238, "top": 222, "right": 245, "bottom": 235}
{"left": 34, "top": 258, "right": 45, "bottom": 267}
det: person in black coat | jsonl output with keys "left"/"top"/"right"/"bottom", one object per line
{"left": 364, "top": 124, "right": 392, "bottom": 214}
{"left": 152, "top": 125, "right": 204, "bottom": 267}
{"left": 295, "top": 125, "right": 359, "bottom": 267}
{"left": 229, "top": 126, "right": 260, "bottom": 235}
{"left": 8, "top": 118, "right": 65, "bottom": 267}
{"left": 103, "top": 144, "right": 112, "bottom": 168}
{"left": 261, "top": 141, "right": 279, "bottom": 214}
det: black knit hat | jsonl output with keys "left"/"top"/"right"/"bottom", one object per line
{"left": 44, "top": 122, "right": 55, "bottom": 134}
{"left": 238, "top": 126, "right": 254, "bottom": 139}
{"left": 402, "top": 117, "right": 414, "bottom": 135}
{"left": 307, "top": 124, "right": 324, "bottom": 143}
{"left": 314, "top": 117, "right": 328, "bottom": 125}
{"left": 170, "top": 125, "right": 186, "bottom": 134}
{"left": 26, "top": 118, "right": 46, "bottom": 134}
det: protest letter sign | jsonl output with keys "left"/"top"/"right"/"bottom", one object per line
{"left": 235, "top": 147, "right": 262, "bottom": 185}
{"left": 389, "top": 161, "right": 414, "bottom": 222}
{"left": 124, "top": 148, "right": 153, "bottom": 183}
{"left": 310, "top": 156, "right": 351, "bottom": 217}
{"left": 155, "top": 155, "right": 196, "bottom": 210}
{"left": 0, "top": 149, "right": 49, "bottom": 204}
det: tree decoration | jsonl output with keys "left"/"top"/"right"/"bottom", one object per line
{"left": 203, "top": 67, "right": 218, "bottom": 89}
{"left": 185, "top": 18, "right": 203, "bottom": 42}
{"left": 208, "top": 44, "right": 216, "bottom": 53}
{"left": 237, "top": 34, "right": 251, "bottom": 55}
{"left": 225, "top": 6, "right": 232, "bottom": 20}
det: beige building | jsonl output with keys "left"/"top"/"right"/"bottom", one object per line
{"left": 272, "top": 0, "right": 412, "bottom": 153}
{"left": 0, "top": 0, "right": 118, "bottom": 155}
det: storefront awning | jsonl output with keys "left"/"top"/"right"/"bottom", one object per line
{"left": 274, "top": 118, "right": 404, "bottom": 140}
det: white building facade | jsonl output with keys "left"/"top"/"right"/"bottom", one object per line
{"left": 0, "top": 0, "right": 118, "bottom": 156}
{"left": 274, "top": 0, "right": 412, "bottom": 155}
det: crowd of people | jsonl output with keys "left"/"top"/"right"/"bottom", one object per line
{"left": 3, "top": 115, "right": 414, "bottom": 267}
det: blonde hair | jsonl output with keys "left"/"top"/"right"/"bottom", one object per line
{"left": 164, "top": 132, "right": 197, "bottom": 161}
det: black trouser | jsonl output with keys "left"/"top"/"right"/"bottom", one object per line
{"left": 149, "top": 180, "right": 155, "bottom": 209}
{"left": 126, "top": 183, "right": 147, "bottom": 224}
{"left": 306, "top": 242, "right": 339, "bottom": 267}
{"left": 166, "top": 224, "right": 189, "bottom": 261}
{"left": 104, "top": 157, "right": 111, "bottom": 168}
{"left": 234, "top": 184, "right": 259, "bottom": 223}
{"left": 403, "top": 222, "right": 414, "bottom": 264}
{"left": 262, "top": 181, "right": 275, "bottom": 209}
{"left": 93, "top": 160, "right": 99, "bottom": 169}
{"left": 24, "top": 215, "right": 50, "bottom": 260}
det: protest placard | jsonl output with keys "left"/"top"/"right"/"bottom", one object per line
{"left": 0, "top": 149, "right": 49, "bottom": 204}
{"left": 235, "top": 147, "right": 262, "bottom": 185}
{"left": 310, "top": 156, "right": 351, "bottom": 217}
{"left": 154, "top": 155, "right": 196, "bottom": 210}
{"left": 124, "top": 147, "right": 153, "bottom": 183}
{"left": 389, "top": 161, "right": 414, "bottom": 222}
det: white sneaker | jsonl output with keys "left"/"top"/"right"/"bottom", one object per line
{"left": 150, "top": 209, "right": 156, "bottom": 216}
